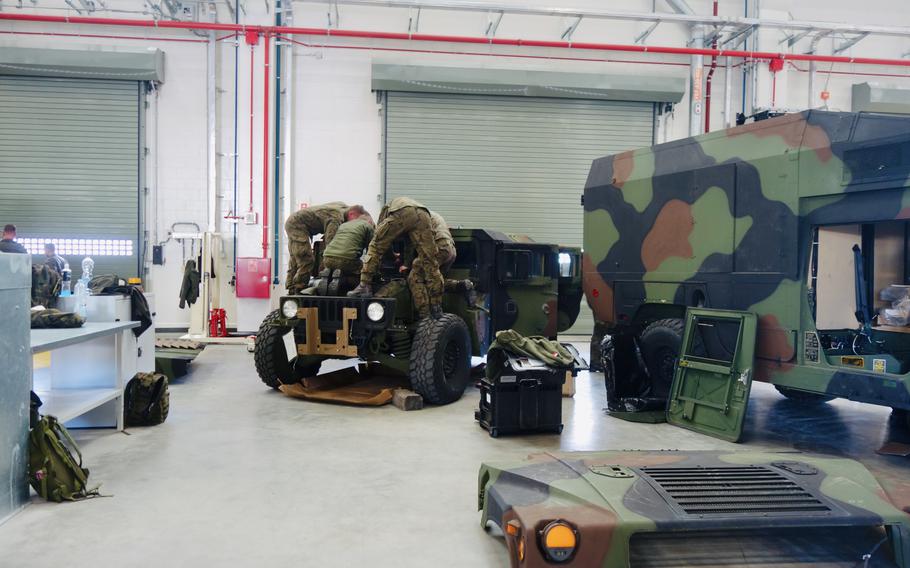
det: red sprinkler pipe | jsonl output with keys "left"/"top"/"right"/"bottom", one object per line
{"left": 261, "top": 32, "right": 270, "bottom": 260}
{"left": 3, "top": 13, "right": 910, "bottom": 68}
{"left": 248, "top": 41, "right": 255, "bottom": 213}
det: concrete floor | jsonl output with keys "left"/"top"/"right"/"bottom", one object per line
{"left": 2, "top": 343, "right": 909, "bottom": 567}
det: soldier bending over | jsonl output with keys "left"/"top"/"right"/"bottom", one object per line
{"left": 348, "top": 197, "right": 443, "bottom": 319}
{"left": 322, "top": 208, "right": 375, "bottom": 277}
{"left": 284, "top": 202, "right": 366, "bottom": 294}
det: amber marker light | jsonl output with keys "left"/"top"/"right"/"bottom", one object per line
{"left": 540, "top": 520, "right": 577, "bottom": 563}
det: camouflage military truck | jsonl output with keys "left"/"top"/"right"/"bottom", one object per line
{"left": 583, "top": 110, "right": 910, "bottom": 432}
{"left": 254, "top": 228, "right": 583, "bottom": 404}
{"left": 478, "top": 449, "right": 910, "bottom": 567}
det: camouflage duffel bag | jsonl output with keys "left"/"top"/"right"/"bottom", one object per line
{"left": 124, "top": 373, "right": 170, "bottom": 426}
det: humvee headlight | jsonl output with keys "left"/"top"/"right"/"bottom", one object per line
{"left": 281, "top": 299, "right": 299, "bottom": 318}
{"left": 540, "top": 520, "right": 577, "bottom": 563}
{"left": 366, "top": 302, "right": 385, "bottom": 322}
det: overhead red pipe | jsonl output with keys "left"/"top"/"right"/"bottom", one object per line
{"left": 3, "top": 12, "right": 910, "bottom": 68}
{"left": 261, "top": 32, "right": 270, "bottom": 260}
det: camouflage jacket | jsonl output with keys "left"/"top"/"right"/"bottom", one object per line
{"left": 297, "top": 202, "right": 348, "bottom": 237}
{"left": 430, "top": 211, "right": 455, "bottom": 253}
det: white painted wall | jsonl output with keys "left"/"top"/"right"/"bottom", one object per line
{"left": 2, "top": 0, "right": 910, "bottom": 330}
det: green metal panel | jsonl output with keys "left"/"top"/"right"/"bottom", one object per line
{"left": 667, "top": 308, "right": 758, "bottom": 443}
{"left": 852, "top": 82, "right": 910, "bottom": 114}
{"left": 384, "top": 92, "right": 655, "bottom": 334}
{"left": 372, "top": 64, "right": 686, "bottom": 103}
{"left": 0, "top": 47, "right": 165, "bottom": 82}
{"left": 0, "top": 75, "right": 141, "bottom": 278}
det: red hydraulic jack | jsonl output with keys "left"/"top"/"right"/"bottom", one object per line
{"left": 209, "top": 308, "right": 228, "bottom": 338}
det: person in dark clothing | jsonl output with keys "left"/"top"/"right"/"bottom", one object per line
{"left": 0, "top": 224, "right": 27, "bottom": 254}
{"left": 44, "top": 243, "right": 66, "bottom": 274}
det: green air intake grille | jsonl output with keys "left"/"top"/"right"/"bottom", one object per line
{"left": 639, "top": 466, "right": 831, "bottom": 516}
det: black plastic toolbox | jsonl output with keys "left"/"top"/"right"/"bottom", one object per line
{"left": 475, "top": 345, "right": 584, "bottom": 437}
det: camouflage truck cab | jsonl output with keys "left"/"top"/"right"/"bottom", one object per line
{"left": 584, "top": 110, "right": 910, "bottom": 424}
{"left": 254, "top": 228, "right": 582, "bottom": 405}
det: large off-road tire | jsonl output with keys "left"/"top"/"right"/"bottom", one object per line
{"left": 639, "top": 318, "right": 685, "bottom": 399}
{"left": 254, "top": 310, "right": 322, "bottom": 389}
{"left": 775, "top": 386, "right": 835, "bottom": 404}
{"left": 409, "top": 313, "right": 471, "bottom": 405}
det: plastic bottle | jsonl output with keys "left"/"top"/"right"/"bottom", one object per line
{"left": 73, "top": 257, "right": 94, "bottom": 320}
{"left": 73, "top": 279, "right": 88, "bottom": 319}
{"left": 81, "top": 257, "right": 94, "bottom": 283}
{"left": 60, "top": 268, "right": 72, "bottom": 297}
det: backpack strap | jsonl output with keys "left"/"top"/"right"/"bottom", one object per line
{"left": 140, "top": 376, "right": 167, "bottom": 421}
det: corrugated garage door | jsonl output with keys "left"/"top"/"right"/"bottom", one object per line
{"left": 0, "top": 76, "right": 142, "bottom": 278}
{"left": 384, "top": 92, "right": 655, "bottom": 334}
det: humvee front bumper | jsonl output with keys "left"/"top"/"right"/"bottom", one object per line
{"left": 278, "top": 296, "right": 396, "bottom": 357}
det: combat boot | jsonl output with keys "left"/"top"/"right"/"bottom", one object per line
{"left": 429, "top": 304, "right": 443, "bottom": 320}
{"left": 347, "top": 283, "right": 373, "bottom": 298}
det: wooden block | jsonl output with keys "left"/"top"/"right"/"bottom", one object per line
{"left": 562, "top": 371, "right": 576, "bottom": 398}
{"left": 392, "top": 389, "right": 424, "bottom": 411}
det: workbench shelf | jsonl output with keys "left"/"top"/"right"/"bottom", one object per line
{"left": 31, "top": 321, "right": 139, "bottom": 431}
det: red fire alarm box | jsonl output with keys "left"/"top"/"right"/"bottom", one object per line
{"left": 236, "top": 257, "right": 271, "bottom": 298}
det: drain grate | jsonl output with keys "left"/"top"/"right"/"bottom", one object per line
{"left": 640, "top": 465, "right": 832, "bottom": 516}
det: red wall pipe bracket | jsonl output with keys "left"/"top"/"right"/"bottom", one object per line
{"left": 244, "top": 29, "right": 259, "bottom": 45}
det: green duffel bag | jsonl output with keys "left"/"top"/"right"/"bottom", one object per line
{"left": 124, "top": 372, "right": 170, "bottom": 426}
{"left": 29, "top": 415, "right": 100, "bottom": 502}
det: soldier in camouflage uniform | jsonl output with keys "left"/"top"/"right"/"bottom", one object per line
{"left": 322, "top": 212, "right": 374, "bottom": 276}
{"left": 285, "top": 202, "right": 366, "bottom": 294}
{"left": 348, "top": 197, "right": 443, "bottom": 319}
{"left": 430, "top": 210, "right": 456, "bottom": 274}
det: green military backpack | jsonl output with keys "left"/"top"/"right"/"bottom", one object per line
{"left": 28, "top": 415, "right": 100, "bottom": 502}
{"left": 124, "top": 372, "right": 170, "bottom": 426}
{"left": 31, "top": 264, "right": 62, "bottom": 309}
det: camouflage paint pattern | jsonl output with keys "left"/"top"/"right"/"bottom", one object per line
{"left": 479, "top": 450, "right": 910, "bottom": 567}
{"left": 361, "top": 204, "right": 443, "bottom": 317}
{"left": 268, "top": 228, "right": 583, "bottom": 376}
{"left": 583, "top": 110, "right": 910, "bottom": 411}
{"left": 285, "top": 201, "right": 348, "bottom": 291}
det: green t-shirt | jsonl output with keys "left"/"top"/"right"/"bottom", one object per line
{"left": 323, "top": 218, "right": 374, "bottom": 260}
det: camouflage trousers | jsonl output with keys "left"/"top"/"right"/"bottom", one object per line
{"left": 362, "top": 206, "right": 442, "bottom": 316}
{"left": 285, "top": 211, "right": 318, "bottom": 293}
{"left": 323, "top": 256, "right": 362, "bottom": 276}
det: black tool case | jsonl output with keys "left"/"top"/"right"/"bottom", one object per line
{"left": 475, "top": 345, "right": 584, "bottom": 437}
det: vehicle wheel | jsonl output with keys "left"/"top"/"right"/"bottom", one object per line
{"left": 775, "top": 386, "right": 835, "bottom": 404}
{"left": 638, "top": 318, "right": 685, "bottom": 399}
{"left": 409, "top": 313, "right": 472, "bottom": 405}
{"left": 254, "top": 310, "right": 315, "bottom": 389}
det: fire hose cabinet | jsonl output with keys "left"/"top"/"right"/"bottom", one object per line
{"left": 236, "top": 257, "right": 271, "bottom": 298}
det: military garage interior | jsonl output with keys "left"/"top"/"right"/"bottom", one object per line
{"left": 3, "top": 0, "right": 910, "bottom": 566}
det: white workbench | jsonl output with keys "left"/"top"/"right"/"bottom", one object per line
{"left": 31, "top": 321, "right": 139, "bottom": 431}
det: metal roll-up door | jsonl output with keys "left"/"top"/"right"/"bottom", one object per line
{"left": 0, "top": 75, "right": 142, "bottom": 279}
{"left": 384, "top": 92, "right": 655, "bottom": 334}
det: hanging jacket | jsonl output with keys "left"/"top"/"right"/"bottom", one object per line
{"left": 179, "top": 259, "right": 200, "bottom": 309}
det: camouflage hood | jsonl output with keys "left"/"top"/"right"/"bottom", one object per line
{"left": 479, "top": 450, "right": 910, "bottom": 567}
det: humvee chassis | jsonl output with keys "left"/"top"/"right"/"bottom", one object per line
{"left": 254, "top": 228, "right": 583, "bottom": 405}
